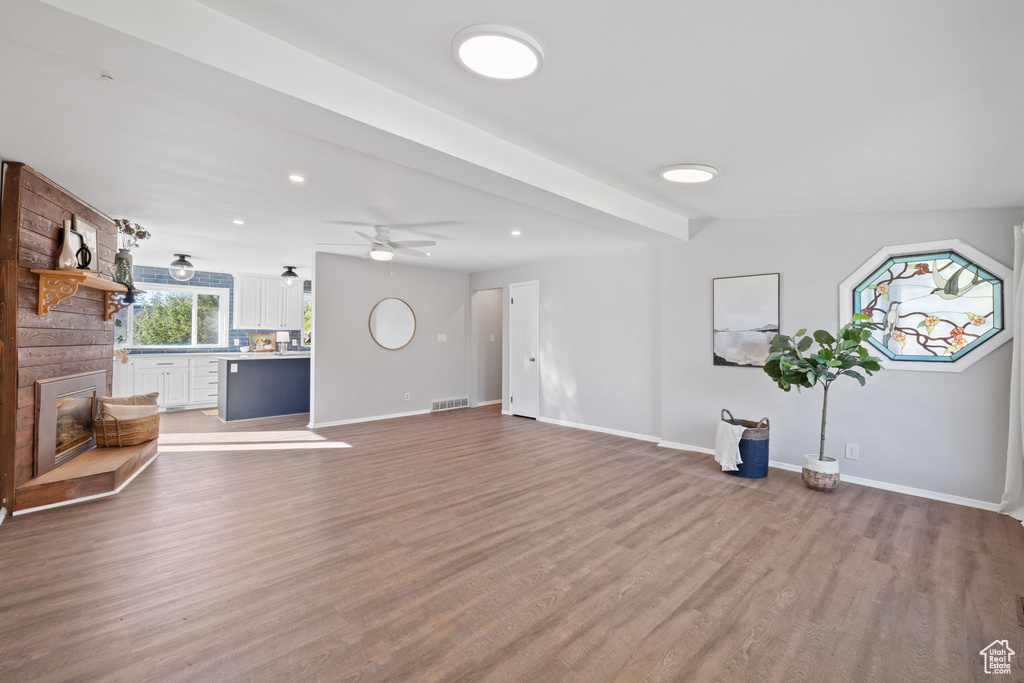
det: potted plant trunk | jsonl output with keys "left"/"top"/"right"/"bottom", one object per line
{"left": 763, "top": 314, "right": 882, "bottom": 491}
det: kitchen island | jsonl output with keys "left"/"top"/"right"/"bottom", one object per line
{"left": 216, "top": 353, "right": 311, "bottom": 421}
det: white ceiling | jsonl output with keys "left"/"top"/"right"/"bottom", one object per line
{"left": 3, "top": 0, "right": 1024, "bottom": 276}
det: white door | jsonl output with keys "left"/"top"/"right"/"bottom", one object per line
{"left": 261, "top": 277, "right": 283, "bottom": 328}
{"left": 162, "top": 368, "right": 190, "bottom": 406}
{"left": 234, "top": 275, "right": 263, "bottom": 328}
{"left": 509, "top": 281, "right": 539, "bottom": 418}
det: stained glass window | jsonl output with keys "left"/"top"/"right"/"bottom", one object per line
{"left": 852, "top": 251, "right": 1004, "bottom": 363}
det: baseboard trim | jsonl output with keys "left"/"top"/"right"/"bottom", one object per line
{"left": 657, "top": 440, "right": 716, "bottom": 456}
{"left": 656, "top": 442, "right": 997, "bottom": 511}
{"left": 501, "top": 410, "right": 513, "bottom": 416}
{"left": 309, "top": 409, "right": 431, "bottom": 429}
{"left": 537, "top": 417, "right": 660, "bottom": 443}
{"left": 13, "top": 450, "right": 161, "bottom": 516}
{"left": 476, "top": 400, "right": 502, "bottom": 407}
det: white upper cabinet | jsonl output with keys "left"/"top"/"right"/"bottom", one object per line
{"left": 233, "top": 273, "right": 303, "bottom": 330}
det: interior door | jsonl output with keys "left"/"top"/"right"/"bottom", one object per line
{"left": 509, "top": 281, "right": 539, "bottom": 418}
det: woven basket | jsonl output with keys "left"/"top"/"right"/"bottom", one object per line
{"left": 720, "top": 409, "right": 770, "bottom": 478}
{"left": 802, "top": 456, "right": 840, "bottom": 491}
{"left": 95, "top": 410, "right": 160, "bottom": 447}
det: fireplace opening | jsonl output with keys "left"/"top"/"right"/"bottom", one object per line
{"left": 55, "top": 392, "right": 96, "bottom": 466}
{"left": 36, "top": 371, "right": 107, "bottom": 477}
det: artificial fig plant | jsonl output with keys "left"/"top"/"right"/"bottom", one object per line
{"left": 763, "top": 314, "right": 883, "bottom": 461}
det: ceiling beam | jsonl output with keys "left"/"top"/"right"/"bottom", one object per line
{"left": 35, "top": 0, "right": 689, "bottom": 242}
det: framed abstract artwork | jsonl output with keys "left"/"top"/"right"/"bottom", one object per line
{"left": 713, "top": 273, "right": 780, "bottom": 367}
{"left": 839, "top": 239, "right": 1013, "bottom": 372}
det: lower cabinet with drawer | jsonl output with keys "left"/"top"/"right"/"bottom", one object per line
{"left": 121, "top": 354, "right": 223, "bottom": 410}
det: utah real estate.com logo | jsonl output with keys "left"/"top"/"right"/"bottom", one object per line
{"left": 980, "top": 640, "right": 1015, "bottom": 675}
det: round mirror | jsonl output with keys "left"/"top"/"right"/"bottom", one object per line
{"left": 369, "top": 298, "right": 416, "bottom": 350}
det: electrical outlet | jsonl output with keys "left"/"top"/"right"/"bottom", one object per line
{"left": 234, "top": 339, "right": 240, "bottom": 346}
{"left": 230, "top": 363, "right": 238, "bottom": 373}
{"left": 404, "top": 392, "right": 410, "bottom": 401}
{"left": 437, "top": 333, "right": 447, "bottom": 342}
{"left": 490, "top": 334, "right": 495, "bottom": 343}
{"left": 845, "top": 443, "right": 860, "bottom": 460}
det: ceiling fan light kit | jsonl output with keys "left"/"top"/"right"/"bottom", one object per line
{"left": 319, "top": 225, "right": 437, "bottom": 263}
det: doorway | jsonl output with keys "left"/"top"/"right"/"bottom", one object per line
{"left": 508, "top": 281, "right": 539, "bottom": 419}
{"left": 469, "top": 288, "right": 503, "bottom": 407}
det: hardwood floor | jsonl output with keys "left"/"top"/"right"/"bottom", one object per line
{"left": 1, "top": 405, "right": 1022, "bottom": 682}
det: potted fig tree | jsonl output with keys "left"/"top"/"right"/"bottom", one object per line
{"left": 763, "top": 314, "right": 882, "bottom": 491}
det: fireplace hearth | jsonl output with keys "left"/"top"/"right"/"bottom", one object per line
{"left": 36, "top": 371, "right": 107, "bottom": 477}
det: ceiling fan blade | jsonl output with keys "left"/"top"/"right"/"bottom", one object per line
{"left": 315, "top": 243, "right": 367, "bottom": 246}
{"left": 390, "top": 240, "right": 436, "bottom": 248}
{"left": 394, "top": 247, "right": 428, "bottom": 257}
{"left": 323, "top": 220, "right": 376, "bottom": 227}
{"left": 355, "top": 231, "right": 378, "bottom": 244}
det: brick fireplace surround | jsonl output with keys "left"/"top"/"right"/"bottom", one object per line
{"left": 0, "top": 162, "right": 154, "bottom": 514}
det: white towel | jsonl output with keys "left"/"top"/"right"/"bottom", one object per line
{"left": 715, "top": 421, "right": 748, "bottom": 471}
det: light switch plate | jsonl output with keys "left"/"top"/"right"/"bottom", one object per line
{"left": 845, "top": 443, "right": 859, "bottom": 460}
{"left": 230, "top": 363, "right": 238, "bottom": 373}
{"left": 490, "top": 334, "right": 495, "bottom": 343}
{"left": 437, "top": 334, "right": 447, "bottom": 342}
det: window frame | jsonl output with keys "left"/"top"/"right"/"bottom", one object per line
{"left": 127, "top": 282, "right": 231, "bottom": 349}
{"left": 302, "top": 293, "right": 312, "bottom": 347}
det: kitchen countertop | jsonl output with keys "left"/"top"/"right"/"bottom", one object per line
{"left": 217, "top": 352, "right": 311, "bottom": 360}
{"left": 122, "top": 350, "right": 310, "bottom": 357}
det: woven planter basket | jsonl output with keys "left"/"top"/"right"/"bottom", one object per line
{"left": 95, "top": 410, "right": 160, "bottom": 447}
{"left": 802, "top": 455, "right": 840, "bottom": 491}
{"left": 720, "top": 409, "right": 770, "bottom": 479}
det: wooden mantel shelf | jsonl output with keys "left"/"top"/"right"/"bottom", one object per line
{"left": 30, "top": 269, "right": 133, "bottom": 320}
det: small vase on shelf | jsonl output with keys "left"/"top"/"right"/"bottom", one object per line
{"left": 56, "top": 220, "right": 79, "bottom": 270}
{"left": 114, "top": 248, "right": 134, "bottom": 286}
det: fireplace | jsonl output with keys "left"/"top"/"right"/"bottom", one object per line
{"left": 36, "top": 371, "right": 107, "bottom": 476}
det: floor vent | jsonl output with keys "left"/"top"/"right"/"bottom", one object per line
{"left": 431, "top": 397, "right": 469, "bottom": 412}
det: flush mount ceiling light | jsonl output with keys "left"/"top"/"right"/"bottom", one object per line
{"left": 659, "top": 164, "right": 719, "bottom": 183}
{"left": 369, "top": 244, "right": 394, "bottom": 261}
{"left": 169, "top": 254, "right": 195, "bottom": 281}
{"left": 453, "top": 24, "right": 544, "bottom": 80}
{"left": 510, "top": 229, "right": 522, "bottom": 236}
{"left": 289, "top": 174, "right": 305, "bottom": 183}
{"left": 280, "top": 266, "right": 301, "bottom": 289}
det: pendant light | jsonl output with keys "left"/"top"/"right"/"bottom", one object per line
{"left": 169, "top": 254, "right": 195, "bottom": 281}
{"left": 281, "top": 266, "right": 301, "bottom": 289}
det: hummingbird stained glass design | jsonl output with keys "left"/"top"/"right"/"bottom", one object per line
{"left": 852, "top": 250, "right": 1004, "bottom": 363}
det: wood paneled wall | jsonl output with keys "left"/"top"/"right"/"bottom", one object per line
{"left": 0, "top": 163, "right": 116, "bottom": 512}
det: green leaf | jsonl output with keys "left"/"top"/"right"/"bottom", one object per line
{"left": 797, "top": 336, "right": 813, "bottom": 352}
{"left": 881, "top": 292, "right": 890, "bottom": 300}
{"left": 795, "top": 328, "right": 807, "bottom": 337}
{"left": 917, "top": 321, "right": 927, "bottom": 327}
{"left": 844, "top": 370, "right": 866, "bottom": 386}
{"left": 851, "top": 313, "right": 871, "bottom": 321}
{"left": 813, "top": 330, "right": 836, "bottom": 345}
{"left": 867, "top": 284, "right": 877, "bottom": 289}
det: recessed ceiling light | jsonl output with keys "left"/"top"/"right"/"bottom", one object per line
{"left": 233, "top": 219, "right": 245, "bottom": 225}
{"left": 425, "top": 252, "right": 432, "bottom": 256}
{"left": 511, "top": 229, "right": 522, "bottom": 236}
{"left": 453, "top": 25, "right": 544, "bottom": 80}
{"left": 659, "top": 164, "right": 719, "bottom": 183}
{"left": 289, "top": 174, "right": 305, "bottom": 183}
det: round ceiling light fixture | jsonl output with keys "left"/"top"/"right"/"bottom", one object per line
{"left": 289, "top": 174, "right": 305, "bottom": 183}
{"left": 233, "top": 219, "right": 245, "bottom": 225}
{"left": 453, "top": 24, "right": 544, "bottom": 80}
{"left": 169, "top": 254, "right": 195, "bottom": 282}
{"left": 659, "top": 164, "right": 719, "bottom": 183}
{"left": 369, "top": 244, "right": 394, "bottom": 262}
{"left": 280, "top": 266, "right": 301, "bottom": 289}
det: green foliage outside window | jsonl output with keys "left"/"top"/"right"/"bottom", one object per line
{"left": 302, "top": 298, "right": 312, "bottom": 346}
{"left": 131, "top": 289, "right": 223, "bottom": 346}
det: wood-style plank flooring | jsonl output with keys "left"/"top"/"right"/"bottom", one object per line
{"left": 1, "top": 405, "right": 1022, "bottom": 681}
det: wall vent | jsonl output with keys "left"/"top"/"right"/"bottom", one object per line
{"left": 431, "top": 397, "right": 469, "bottom": 412}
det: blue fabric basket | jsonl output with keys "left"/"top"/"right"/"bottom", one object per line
{"left": 721, "top": 409, "right": 770, "bottom": 479}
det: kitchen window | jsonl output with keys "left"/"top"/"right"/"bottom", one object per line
{"left": 127, "top": 283, "right": 230, "bottom": 348}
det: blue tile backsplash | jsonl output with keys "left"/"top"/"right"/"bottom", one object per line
{"left": 117, "top": 265, "right": 311, "bottom": 354}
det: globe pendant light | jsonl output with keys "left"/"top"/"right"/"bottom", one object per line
{"left": 169, "top": 254, "right": 195, "bottom": 281}
{"left": 281, "top": 266, "right": 301, "bottom": 289}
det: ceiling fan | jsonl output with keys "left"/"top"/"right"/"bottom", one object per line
{"left": 317, "top": 226, "right": 436, "bottom": 262}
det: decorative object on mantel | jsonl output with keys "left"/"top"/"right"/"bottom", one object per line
{"left": 716, "top": 409, "right": 770, "bottom": 479}
{"left": 113, "top": 348, "right": 131, "bottom": 364}
{"left": 763, "top": 315, "right": 882, "bottom": 491}
{"left": 281, "top": 266, "right": 301, "bottom": 289}
{"left": 838, "top": 239, "right": 1012, "bottom": 373}
{"left": 112, "top": 219, "right": 150, "bottom": 287}
{"left": 72, "top": 216, "right": 96, "bottom": 269}
{"left": 55, "top": 220, "right": 80, "bottom": 269}
{"left": 169, "top": 253, "right": 195, "bottom": 282}
{"left": 713, "top": 273, "right": 780, "bottom": 367}
{"left": 249, "top": 332, "right": 276, "bottom": 352}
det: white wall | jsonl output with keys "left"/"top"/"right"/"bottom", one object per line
{"left": 470, "top": 244, "right": 661, "bottom": 439}
{"left": 660, "top": 207, "right": 1021, "bottom": 503}
{"left": 471, "top": 288, "right": 502, "bottom": 404}
{"left": 311, "top": 252, "right": 469, "bottom": 425}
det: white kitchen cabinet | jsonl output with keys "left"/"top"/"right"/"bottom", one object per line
{"left": 233, "top": 273, "right": 303, "bottom": 330}
{"left": 134, "top": 357, "right": 190, "bottom": 409}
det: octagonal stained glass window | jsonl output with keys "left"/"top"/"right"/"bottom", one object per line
{"left": 840, "top": 240, "right": 1013, "bottom": 372}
